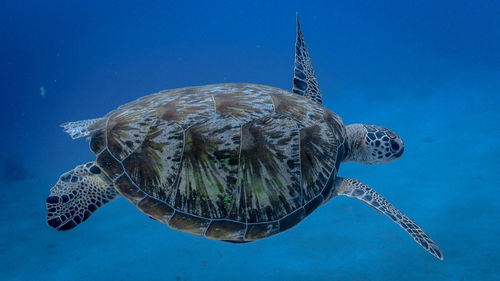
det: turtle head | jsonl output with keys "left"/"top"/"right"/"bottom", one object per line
{"left": 343, "top": 124, "right": 404, "bottom": 164}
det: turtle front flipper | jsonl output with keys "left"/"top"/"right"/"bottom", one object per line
{"left": 292, "top": 14, "right": 322, "bottom": 105}
{"left": 46, "top": 162, "right": 119, "bottom": 231}
{"left": 332, "top": 177, "right": 444, "bottom": 260}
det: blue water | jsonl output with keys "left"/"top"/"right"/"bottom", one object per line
{"left": 1, "top": 1, "right": 499, "bottom": 280}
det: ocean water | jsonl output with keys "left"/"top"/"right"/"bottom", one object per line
{"left": 1, "top": 1, "right": 499, "bottom": 280}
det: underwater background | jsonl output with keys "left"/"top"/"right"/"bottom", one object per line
{"left": 1, "top": 1, "right": 499, "bottom": 280}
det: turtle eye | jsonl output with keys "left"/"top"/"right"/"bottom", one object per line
{"left": 390, "top": 140, "right": 400, "bottom": 151}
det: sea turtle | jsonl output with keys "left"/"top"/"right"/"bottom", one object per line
{"left": 46, "top": 17, "right": 443, "bottom": 260}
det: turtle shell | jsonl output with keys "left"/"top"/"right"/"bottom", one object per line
{"left": 90, "top": 83, "right": 346, "bottom": 241}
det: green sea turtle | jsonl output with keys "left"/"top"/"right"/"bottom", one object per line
{"left": 46, "top": 17, "right": 443, "bottom": 260}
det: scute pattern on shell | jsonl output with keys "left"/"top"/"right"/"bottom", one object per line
{"left": 172, "top": 117, "right": 242, "bottom": 219}
{"left": 89, "top": 83, "right": 345, "bottom": 240}
{"left": 239, "top": 114, "right": 302, "bottom": 223}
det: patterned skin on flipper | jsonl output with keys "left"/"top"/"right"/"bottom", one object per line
{"left": 46, "top": 162, "right": 119, "bottom": 230}
{"left": 292, "top": 16, "right": 322, "bottom": 105}
{"left": 331, "top": 177, "right": 444, "bottom": 260}
{"left": 61, "top": 118, "right": 105, "bottom": 139}
{"left": 88, "top": 83, "right": 345, "bottom": 240}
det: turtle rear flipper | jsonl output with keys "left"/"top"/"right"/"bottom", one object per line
{"left": 61, "top": 118, "right": 104, "bottom": 139}
{"left": 46, "top": 162, "right": 119, "bottom": 231}
{"left": 333, "top": 177, "right": 444, "bottom": 260}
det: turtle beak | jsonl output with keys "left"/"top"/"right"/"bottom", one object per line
{"left": 390, "top": 138, "right": 404, "bottom": 159}
{"left": 392, "top": 146, "right": 404, "bottom": 159}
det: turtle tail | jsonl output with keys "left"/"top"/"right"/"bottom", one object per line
{"left": 46, "top": 162, "right": 120, "bottom": 230}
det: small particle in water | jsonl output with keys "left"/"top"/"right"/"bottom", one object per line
{"left": 40, "top": 86, "right": 46, "bottom": 98}
{"left": 423, "top": 136, "right": 433, "bottom": 143}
